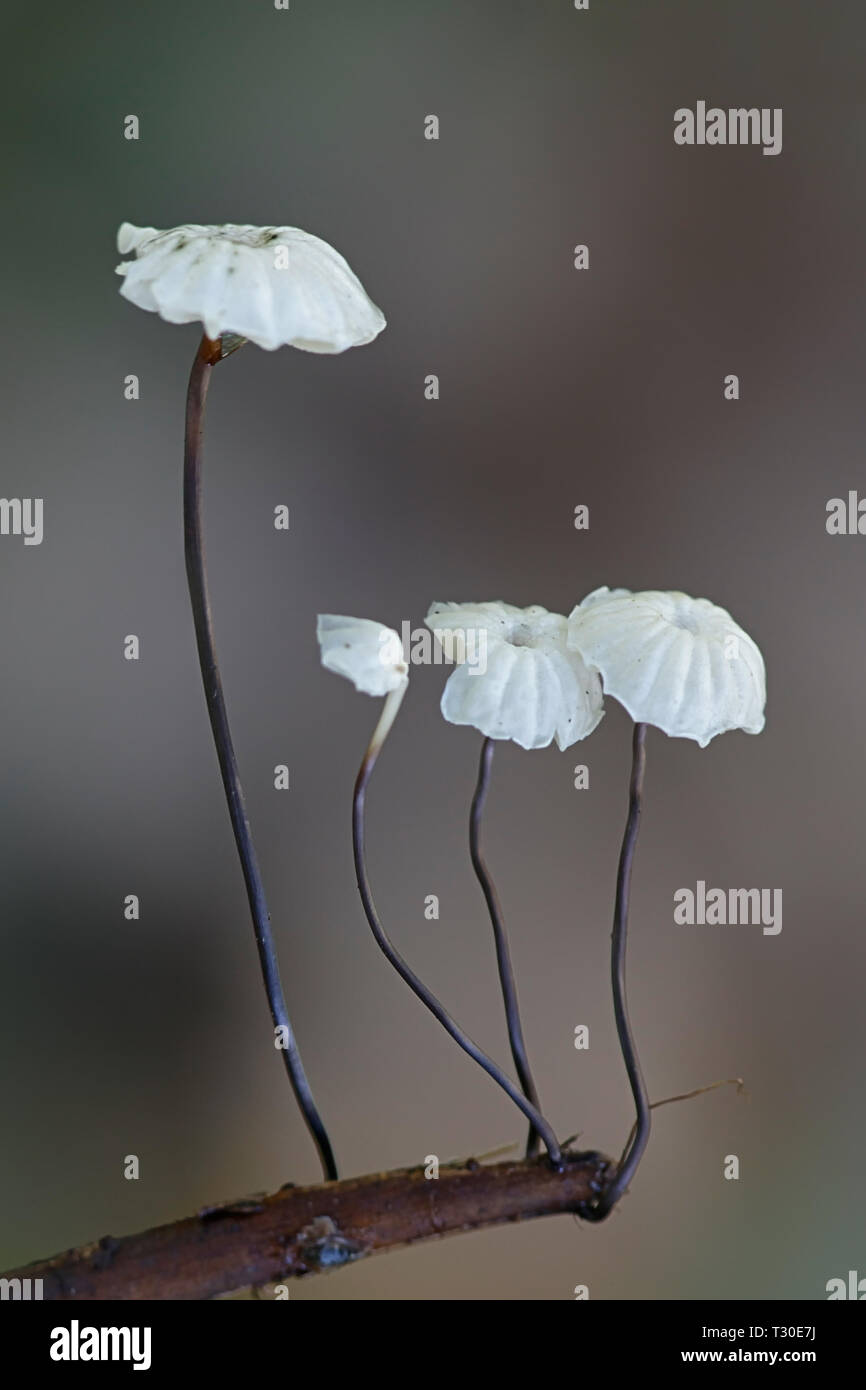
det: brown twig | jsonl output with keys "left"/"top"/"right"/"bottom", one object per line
{"left": 4, "top": 1151, "right": 610, "bottom": 1301}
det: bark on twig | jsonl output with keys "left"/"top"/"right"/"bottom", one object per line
{"left": 5, "top": 1150, "right": 611, "bottom": 1300}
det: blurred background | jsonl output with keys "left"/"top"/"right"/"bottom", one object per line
{"left": 1, "top": 0, "right": 863, "bottom": 1299}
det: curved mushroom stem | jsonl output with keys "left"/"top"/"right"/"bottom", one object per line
{"left": 184, "top": 334, "right": 338, "bottom": 1183}
{"left": 580, "top": 720, "right": 651, "bottom": 1220}
{"left": 469, "top": 738, "right": 542, "bottom": 1158}
{"left": 353, "top": 691, "right": 564, "bottom": 1167}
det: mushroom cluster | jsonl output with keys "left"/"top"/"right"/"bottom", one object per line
{"left": 318, "top": 589, "right": 766, "bottom": 1213}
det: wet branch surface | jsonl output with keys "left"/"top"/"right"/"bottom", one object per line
{"left": 6, "top": 1150, "right": 611, "bottom": 1300}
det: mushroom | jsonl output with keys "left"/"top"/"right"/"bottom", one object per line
{"left": 116, "top": 219, "right": 386, "bottom": 1182}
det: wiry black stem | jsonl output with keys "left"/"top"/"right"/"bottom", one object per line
{"left": 184, "top": 334, "right": 337, "bottom": 1183}
{"left": 580, "top": 721, "right": 651, "bottom": 1220}
{"left": 469, "top": 737, "right": 542, "bottom": 1158}
{"left": 353, "top": 706, "right": 563, "bottom": 1167}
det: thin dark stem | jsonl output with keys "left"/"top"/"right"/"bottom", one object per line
{"left": 469, "top": 737, "right": 542, "bottom": 1158}
{"left": 353, "top": 730, "right": 563, "bottom": 1168}
{"left": 580, "top": 720, "right": 650, "bottom": 1221}
{"left": 183, "top": 334, "right": 337, "bottom": 1183}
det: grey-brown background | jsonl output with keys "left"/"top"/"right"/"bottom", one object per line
{"left": 1, "top": 0, "right": 862, "bottom": 1299}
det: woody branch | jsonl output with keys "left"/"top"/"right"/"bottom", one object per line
{"left": 4, "top": 1150, "right": 610, "bottom": 1301}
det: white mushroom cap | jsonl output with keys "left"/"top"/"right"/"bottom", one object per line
{"left": 317, "top": 616, "right": 408, "bottom": 697}
{"left": 567, "top": 587, "right": 766, "bottom": 747}
{"left": 116, "top": 222, "right": 385, "bottom": 353}
{"left": 426, "top": 601, "right": 604, "bottom": 751}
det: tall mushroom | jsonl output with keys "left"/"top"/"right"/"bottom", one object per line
{"left": 117, "top": 222, "right": 386, "bottom": 1181}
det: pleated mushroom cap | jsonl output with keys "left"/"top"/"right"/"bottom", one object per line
{"left": 116, "top": 222, "right": 386, "bottom": 353}
{"left": 426, "top": 601, "right": 604, "bottom": 751}
{"left": 567, "top": 588, "right": 765, "bottom": 747}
